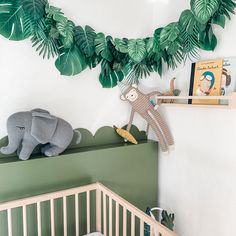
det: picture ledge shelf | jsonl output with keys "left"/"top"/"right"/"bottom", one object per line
{"left": 160, "top": 92, "right": 236, "bottom": 109}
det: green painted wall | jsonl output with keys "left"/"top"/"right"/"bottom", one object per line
{"left": 0, "top": 126, "right": 158, "bottom": 235}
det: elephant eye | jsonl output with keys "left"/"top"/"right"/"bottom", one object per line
{"left": 16, "top": 126, "right": 25, "bottom": 130}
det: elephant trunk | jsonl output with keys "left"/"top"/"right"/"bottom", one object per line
{"left": 0, "top": 113, "right": 25, "bottom": 155}
{"left": 0, "top": 130, "right": 23, "bottom": 155}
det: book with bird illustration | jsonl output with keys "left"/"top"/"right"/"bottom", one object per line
{"left": 188, "top": 59, "right": 224, "bottom": 105}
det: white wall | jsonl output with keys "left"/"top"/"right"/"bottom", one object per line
{"left": 0, "top": 0, "right": 236, "bottom": 235}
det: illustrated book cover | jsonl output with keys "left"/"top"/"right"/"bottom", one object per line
{"left": 188, "top": 59, "right": 224, "bottom": 105}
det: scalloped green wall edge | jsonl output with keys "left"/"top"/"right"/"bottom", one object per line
{"left": 0, "top": 125, "right": 147, "bottom": 159}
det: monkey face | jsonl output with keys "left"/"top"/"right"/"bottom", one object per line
{"left": 125, "top": 88, "right": 138, "bottom": 102}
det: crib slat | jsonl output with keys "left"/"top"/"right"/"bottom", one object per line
{"left": 154, "top": 225, "right": 158, "bottom": 236}
{"left": 37, "top": 202, "right": 42, "bottom": 236}
{"left": 103, "top": 193, "right": 107, "bottom": 236}
{"left": 150, "top": 225, "right": 154, "bottom": 236}
{"left": 96, "top": 189, "right": 102, "bottom": 232}
{"left": 7, "top": 209, "right": 12, "bottom": 236}
{"left": 50, "top": 199, "right": 55, "bottom": 236}
{"left": 115, "top": 202, "right": 119, "bottom": 236}
{"left": 140, "top": 220, "right": 144, "bottom": 236}
{"left": 75, "top": 194, "right": 79, "bottom": 236}
{"left": 87, "top": 191, "right": 90, "bottom": 234}
{"left": 109, "top": 197, "right": 112, "bottom": 236}
{"left": 123, "top": 208, "right": 127, "bottom": 236}
{"left": 23, "top": 205, "right": 27, "bottom": 236}
{"left": 131, "top": 213, "right": 135, "bottom": 236}
{"left": 63, "top": 196, "right": 67, "bottom": 236}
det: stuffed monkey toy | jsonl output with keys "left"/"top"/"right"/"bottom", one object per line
{"left": 120, "top": 84, "right": 174, "bottom": 153}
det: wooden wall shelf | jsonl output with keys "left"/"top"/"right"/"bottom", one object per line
{"left": 158, "top": 92, "right": 236, "bottom": 109}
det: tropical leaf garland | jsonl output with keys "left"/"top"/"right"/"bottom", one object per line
{"left": 0, "top": 0, "right": 235, "bottom": 88}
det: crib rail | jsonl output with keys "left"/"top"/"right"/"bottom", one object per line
{"left": 0, "top": 182, "right": 177, "bottom": 236}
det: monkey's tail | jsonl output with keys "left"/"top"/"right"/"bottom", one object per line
{"left": 74, "top": 130, "right": 82, "bottom": 144}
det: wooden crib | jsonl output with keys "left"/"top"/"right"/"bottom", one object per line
{"left": 0, "top": 182, "right": 176, "bottom": 236}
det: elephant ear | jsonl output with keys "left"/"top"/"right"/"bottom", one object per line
{"left": 31, "top": 111, "right": 58, "bottom": 144}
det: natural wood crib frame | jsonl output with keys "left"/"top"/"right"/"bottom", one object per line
{"left": 0, "top": 182, "right": 176, "bottom": 236}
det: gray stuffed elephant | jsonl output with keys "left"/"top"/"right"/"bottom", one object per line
{"left": 0, "top": 109, "right": 81, "bottom": 160}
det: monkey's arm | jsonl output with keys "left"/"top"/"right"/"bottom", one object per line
{"left": 127, "top": 108, "right": 135, "bottom": 132}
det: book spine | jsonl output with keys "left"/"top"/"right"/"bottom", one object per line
{"left": 188, "top": 63, "right": 196, "bottom": 104}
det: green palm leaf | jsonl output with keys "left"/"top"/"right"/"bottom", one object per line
{"left": 216, "top": 0, "right": 236, "bottom": 19}
{"left": 191, "top": 0, "right": 220, "bottom": 24}
{"left": 160, "top": 22, "right": 180, "bottom": 49}
{"left": 181, "top": 29, "right": 200, "bottom": 61}
{"left": 128, "top": 39, "right": 146, "bottom": 63}
{"left": 74, "top": 25, "right": 96, "bottom": 57}
{"left": 0, "top": 0, "right": 28, "bottom": 40}
{"left": 95, "top": 33, "right": 113, "bottom": 62}
{"left": 131, "top": 63, "right": 153, "bottom": 80}
{"left": 31, "top": 18, "right": 59, "bottom": 59}
{"left": 55, "top": 46, "right": 87, "bottom": 76}
{"left": 22, "top": 0, "right": 47, "bottom": 20}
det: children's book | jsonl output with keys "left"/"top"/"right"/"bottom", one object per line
{"left": 220, "top": 57, "right": 236, "bottom": 105}
{"left": 188, "top": 59, "right": 224, "bottom": 105}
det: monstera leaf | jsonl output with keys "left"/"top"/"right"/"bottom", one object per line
{"left": 160, "top": 22, "right": 180, "bottom": 49}
{"left": 45, "top": 3, "right": 66, "bottom": 23}
{"left": 179, "top": 10, "right": 198, "bottom": 34}
{"left": 99, "top": 60, "right": 128, "bottom": 88}
{"left": 0, "top": 0, "right": 28, "bottom": 40}
{"left": 74, "top": 25, "right": 96, "bottom": 57}
{"left": 128, "top": 39, "right": 146, "bottom": 63}
{"left": 95, "top": 33, "right": 113, "bottom": 62}
{"left": 113, "top": 38, "right": 128, "bottom": 53}
{"left": 22, "top": 0, "right": 47, "bottom": 20}
{"left": 56, "top": 19, "right": 75, "bottom": 48}
{"left": 191, "top": 0, "right": 219, "bottom": 24}
{"left": 55, "top": 46, "right": 87, "bottom": 76}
